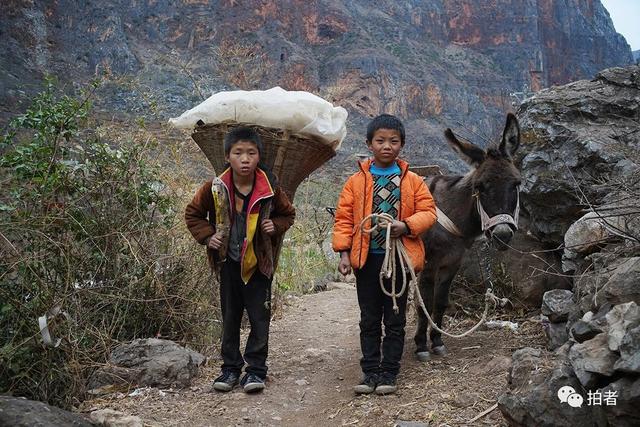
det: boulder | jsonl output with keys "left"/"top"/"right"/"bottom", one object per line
{"left": 575, "top": 257, "right": 640, "bottom": 313}
{"left": 87, "top": 338, "right": 205, "bottom": 391}
{"left": 614, "top": 324, "right": 640, "bottom": 374}
{"left": 517, "top": 65, "right": 640, "bottom": 245}
{"left": 499, "top": 355, "right": 602, "bottom": 427}
{"left": 570, "top": 319, "right": 603, "bottom": 343}
{"left": 507, "top": 348, "right": 546, "bottom": 390}
{"left": 564, "top": 211, "right": 615, "bottom": 254}
{"left": 603, "top": 257, "right": 640, "bottom": 306}
{"left": 541, "top": 289, "right": 575, "bottom": 323}
{"left": 568, "top": 334, "right": 618, "bottom": 389}
{"left": 595, "top": 376, "right": 640, "bottom": 427}
{"left": 604, "top": 302, "right": 640, "bottom": 351}
{"left": 544, "top": 321, "right": 569, "bottom": 351}
{"left": 0, "top": 396, "right": 92, "bottom": 427}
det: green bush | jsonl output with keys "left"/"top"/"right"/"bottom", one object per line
{"left": 0, "top": 78, "right": 215, "bottom": 408}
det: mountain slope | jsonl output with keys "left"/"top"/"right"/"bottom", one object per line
{"left": 0, "top": 0, "right": 633, "bottom": 170}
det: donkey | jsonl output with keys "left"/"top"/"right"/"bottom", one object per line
{"left": 413, "top": 113, "right": 521, "bottom": 360}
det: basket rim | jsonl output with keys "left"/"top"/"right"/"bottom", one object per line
{"left": 192, "top": 120, "right": 337, "bottom": 149}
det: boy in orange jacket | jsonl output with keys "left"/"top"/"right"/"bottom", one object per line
{"left": 332, "top": 114, "right": 437, "bottom": 395}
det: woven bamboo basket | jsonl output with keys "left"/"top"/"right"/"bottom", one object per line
{"left": 191, "top": 121, "right": 336, "bottom": 199}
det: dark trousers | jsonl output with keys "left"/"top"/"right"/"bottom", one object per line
{"left": 219, "top": 259, "right": 272, "bottom": 378}
{"left": 355, "top": 253, "right": 409, "bottom": 376}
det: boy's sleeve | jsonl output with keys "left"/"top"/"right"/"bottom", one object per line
{"left": 185, "top": 180, "right": 216, "bottom": 244}
{"left": 332, "top": 176, "right": 355, "bottom": 252}
{"left": 270, "top": 187, "right": 296, "bottom": 235}
{"left": 403, "top": 174, "right": 437, "bottom": 238}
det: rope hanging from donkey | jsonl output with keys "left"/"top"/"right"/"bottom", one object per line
{"left": 359, "top": 213, "right": 506, "bottom": 338}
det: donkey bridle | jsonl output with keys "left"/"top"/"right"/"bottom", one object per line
{"left": 436, "top": 188, "right": 520, "bottom": 237}
{"left": 474, "top": 188, "right": 520, "bottom": 235}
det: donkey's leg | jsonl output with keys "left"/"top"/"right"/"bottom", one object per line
{"left": 414, "top": 267, "right": 437, "bottom": 361}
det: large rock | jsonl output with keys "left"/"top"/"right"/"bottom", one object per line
{"left": 595, "top": 376, "right": 640, "bottom": 427}
{"left": 614, "top": 324, "right": 640, "bottom": 374}
{"left": 570, "top": 319, "right": 603, "bottom": 344}
{"left": 568, "top": 334, "right": 618, "bottom": 389}
{"left": 603, "top": 257, "right": 640, "bottom": 306}
{"left": 87, "top": 338, "right": 205, "bottom": 391}
{"left": 517, "top": 65, "right": 640, "bottom": 245}
{"left": 605, "top": 302, "right": 640, "bottom": 351}
{"left": 507, "top": 348, "right": 547, "bottom": 389}
{"left": 575, "top": 257, "right": 640, "bottom": 313}
{"left": 543, "top": 320, "right": 569, "bottom": 351}
{"left": 562, "top": 211, "right": 626, "bottom": 272}
{"left": 0, "top": 396, "right": 92, "bottom": 427}
{"left": 498, "top": 348, "right": 603, "bottom": 427}
{"left": 565, "top": 211, "right": 616, "bottom": 252}
{"left": 541, "top": 289, "right": 575, "bottom": 323}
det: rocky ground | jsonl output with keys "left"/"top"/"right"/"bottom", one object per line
{"left": 80, "top": 282, "right": 545, "bottom": 426}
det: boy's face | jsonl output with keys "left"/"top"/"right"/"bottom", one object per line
{"left": 367, "top": 128, "right": 403, "bottom": 167}
{"left": 225, "top": 140, "right": 260, "bottom": 178}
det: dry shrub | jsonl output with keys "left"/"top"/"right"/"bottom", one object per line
{"left": 0, "top": 78, "right": 218, "bottom": 408}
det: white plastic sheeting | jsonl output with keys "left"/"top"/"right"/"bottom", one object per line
{"left": 168, "top": 87, "right": 348, "bottom": 149}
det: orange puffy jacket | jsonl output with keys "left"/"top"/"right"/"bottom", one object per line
{"left": 332, "top": 158, "right": 437, "bottom": 272}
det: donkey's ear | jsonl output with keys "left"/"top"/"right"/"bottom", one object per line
{"left": 444, "top": 128, "right": 485, "bottom": 168}
{"left": 499, "top": 113, "right": 520, "bottom": 157}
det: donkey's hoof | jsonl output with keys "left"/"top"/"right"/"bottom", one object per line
{"left": 432, "top": 345, "right": 448, "bottom": 356}
{"left": 416, "top": 351, "right": 431, "bottom": 362}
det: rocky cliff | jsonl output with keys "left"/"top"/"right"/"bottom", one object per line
{"left": 0, "top": 0, "right": 633, "bottom": 169}
{"left": 499, "top": 64, "right": 640, "bottom": 427}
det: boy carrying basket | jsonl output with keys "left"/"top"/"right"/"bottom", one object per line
{"left": 332, "top": 114, "right": 437, "bottom": 395}
{"left": 186, "top": 126, "right": 295, "bottom": 393}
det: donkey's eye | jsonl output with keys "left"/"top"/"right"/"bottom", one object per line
{"left": 476, "top": 182, "right": 486, "bottom": 193}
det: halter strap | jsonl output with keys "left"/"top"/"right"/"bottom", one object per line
{"left": 474, "top": 188, "right": 520, "bottom": 232}
{"left": 437, "top": 187, "right": 520, "bottom": 237}
{"left": 436, "top": 206, "right": 464, "bottom": 237}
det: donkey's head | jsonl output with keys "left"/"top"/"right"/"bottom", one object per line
{"left": 444, "top": 113, "right": 521, "bottom": 250}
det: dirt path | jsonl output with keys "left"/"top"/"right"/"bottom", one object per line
{"left": 83, "top": 282, "right": 545, "bottom": 426}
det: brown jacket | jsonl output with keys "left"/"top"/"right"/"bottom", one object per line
{"left": 185, "top": 167, "right": 295, "bottom": 282}
{"left": 332, "top": 158, "right": 437, "bottom": 272}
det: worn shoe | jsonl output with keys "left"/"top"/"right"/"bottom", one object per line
{"left": 375, "top": 372, "right": 397, "bottom": 395}
{"left": 241, "top": 372, "right": 266, "bottom": 393}
{"left": 212, "top": 370, "right": 240, "bottom": 392}
{"left": 353, "top": 373, "right": 378, "bottom": 394}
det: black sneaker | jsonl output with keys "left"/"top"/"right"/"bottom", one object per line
{"left": 353, "top": 373, "right": 378, "bottom": 394}
{"left": 241, "top": 372, "right": 265, "bottom": 393}
{"left": 212, "top": 370, "right": 240, "bottom": 392}
{"left": 375, "top": 372, "right": 397, "bottom": 395}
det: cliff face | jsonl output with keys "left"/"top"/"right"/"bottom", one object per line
{"left": 0, "top": 0, "right": 633, "bottom": 169}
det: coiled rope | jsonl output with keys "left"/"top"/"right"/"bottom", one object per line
{"left": 359, "top": 213, "right": 507, "bottom": 338}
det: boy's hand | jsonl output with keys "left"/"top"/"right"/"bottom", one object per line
{"left": 338, "top": 251, "right": 352, "bottom": 276}
{"left": 206, "top": 231, "right": 225, "bottom": 250}
{"left": 389, "top": 220, "right": 409, "bottom": 238}
{"left": 261, "top": 219, "right": 276, "bottom": 236}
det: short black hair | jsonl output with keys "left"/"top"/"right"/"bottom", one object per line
{"left": 366, "top": 114, "right": 405, "bottom": 146}
{"left": 224, "top": 126, "right": 264, "bottom": 155}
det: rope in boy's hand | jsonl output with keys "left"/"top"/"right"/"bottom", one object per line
{"left": 360, "top": 213, "right": 413, "bottom": 314}
{"left": 359, "top": 213, "right": 503, "bottom": 338}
